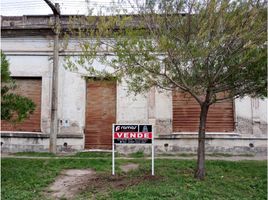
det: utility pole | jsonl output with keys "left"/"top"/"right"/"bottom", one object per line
{"left": 44, "top": 0, "right": 60, "bottom": 153}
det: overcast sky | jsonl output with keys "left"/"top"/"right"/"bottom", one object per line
{"left": 1, "top": 0, "right": 144, "bottom": 16}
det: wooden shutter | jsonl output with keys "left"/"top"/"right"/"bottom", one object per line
{"left": 85, "top": 80, "right": 116, "bottom": 149}
{"left": 1, "top": 77, "right": 42, "bottom": 132}
{"left": 173, "top": 91, "right": 234, "bottom": 132}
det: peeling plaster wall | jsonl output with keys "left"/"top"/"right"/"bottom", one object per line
{"left": 117, "top": 80, "right": 149, "bottom": 124}
{"left": 154, "top": 89, "right": 173, "bottom": 136}
{"left": 259, "top": 99, "right": 268, "bottom": 123}
{"left": 57, "top": 57, "right": 86, "bottom": 136}
{"left": 1, "top": 37, "right": 86, "bottom": 151}
{"left": 1, "top": 36, "right": 267, "bottom": 154}
{"left": 259, "top": 99, "right": 268, "bottom": 136}
{"left": 2, "top": 37, "right": 53, "bottom": 52}
{"left": 235, "top": 97, "right": 268, "bottom": 136}
{"left": 1, "top": 135, "right": 84, "bottom": 153}
{"left": 116, "top": 138, "right": 267, "bottom": 156}
{"left": 2, "top": 38, "right": 52, "bottom": 135}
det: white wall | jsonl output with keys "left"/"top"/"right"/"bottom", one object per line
{"left": 2, "top": 37, "right": 53, "bottom": 52}
{"left": 2, "top": 37, "right": 53, "bottom": 134}
{"left": 57, "top": 57, "right": 86, "bottom": 135}
{"left": 2, "top": 37, "right": 267, "bottom": 138}
{"left": 117, "top": 80, "right": 149, "bottom": 123}
{"left": 235, "top": 97, "right": 268, "bottom": 124}
{"left": 235, "top": 97, "right": 252, "bottom": 121}
{"left": 155, "top": 89, "right": 172, "bottom": 120}
{"left": 258, "top": 99, "right": 267, "bottom": 124}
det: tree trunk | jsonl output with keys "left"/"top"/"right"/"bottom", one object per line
{"left": 195, "top": 103, "right": 209, "bottom": 180}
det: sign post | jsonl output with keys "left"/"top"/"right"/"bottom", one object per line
{"left": 151, "top": 125, "right": 154, "bottom": 176}
{"left": 112, "top": 124, "right": 115, "bottom": 175}
{"left": 112, "top": 124, "right": 154, "bottom": 176}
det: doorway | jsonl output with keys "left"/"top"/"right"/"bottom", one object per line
{"left": 85, "top": 80, "right": 116, "bottom": 149}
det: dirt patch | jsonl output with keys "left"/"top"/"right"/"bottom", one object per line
{"left": 44, "top": 168, "right": 161, "bottom": 199}
{"left": 120, "top": 163, "right": 139, "bottom": 173}
{"left": 88, "top": 173, "right": 161, "bottom": 194}
{"left": 45, "top": 169, "right": 96, "bottom": 200}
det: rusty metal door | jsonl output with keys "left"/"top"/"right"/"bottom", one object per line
{"left": 85, "top": 80, "right": 116, "bottom": 149}
{"left": 173, "top": 91, "right": 234, "bottom": 132}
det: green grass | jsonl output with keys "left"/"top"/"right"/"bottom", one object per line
{"left": 128, "top": 151, "right": 145, "bottom": 158}
{"left": 207, "top": 153, "right": 255, "bottom": 157}
{"left": 74, "top": 151, "right": 145, "bottom": 158}
{"left": 73, "top": 152, "right": 113, "bottom": 158}
{"left": 156, "top": 153, "right": 255, "bottom": 157}
{"left": 1, "top": 157, "right": 267, "bottom": 200}
{"left": 11, "top": 151, "right": 144, "bottom": 158}
{"left": 1, "top": 158, "right": 111, "bottom": 200}
{"left": 10, "top": 151, "right": 255, "bottom": 158}
{"left": 12, "top": 152, "right": 56, "bottom": 157}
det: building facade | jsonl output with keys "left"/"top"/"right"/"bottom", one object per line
{"left": 1, "top": 15, "right": 267, "bottom": 155}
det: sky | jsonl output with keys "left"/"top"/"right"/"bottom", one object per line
{"left": 0, "top": 0, "right": 145, "bottom": 16}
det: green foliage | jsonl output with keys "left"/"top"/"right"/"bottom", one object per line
{"left": 1, "top": 93, "right": 36, "bottom": 122}
{"left": 1, "top": 51, "right": 11, "bottom": 83}
{"left": 1, "top": 51, "right": 36, "bottom": 122}
{"left": 65, "top": 0, "right": 267, "bottom": 103}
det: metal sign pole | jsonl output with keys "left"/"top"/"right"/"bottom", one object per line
{"left": 112, "top": 124, "right": 154, "bottom": 176}
{"left": 112, "top": 124, "right": 115, "bottom": 175}
{"left": 152, "top": 125, "right": 154, "bottom": 176}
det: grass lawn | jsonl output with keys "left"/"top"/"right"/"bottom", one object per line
{"left": 1, "top": 156, "right": 267, "bottom": 200}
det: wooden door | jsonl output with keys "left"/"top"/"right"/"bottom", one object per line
{"left": 85, "top": 80, "right": 116, "bottom": 149}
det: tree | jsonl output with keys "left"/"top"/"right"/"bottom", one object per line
{"left": 65, "top": 0, "right": 267, "bottom": 179}
{"left": 1, "top": 51, "right": 36, "bottom": 122}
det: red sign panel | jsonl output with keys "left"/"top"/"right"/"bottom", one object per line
{"left": 113, "top": 125, "right": 152, "bottom": 144}
{"left": 114, "top": 132, "right": 152, "bottom": 139}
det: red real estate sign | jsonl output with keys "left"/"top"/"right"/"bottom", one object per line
{"left": 112, "top": 124, "right": 154, "bottom": 176}
{"left": 114, "top": 132, "right": 152, "bottom": 139}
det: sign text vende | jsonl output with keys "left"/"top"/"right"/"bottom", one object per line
{"left": 114, "top": 132, "right": 152, "bottom": 139}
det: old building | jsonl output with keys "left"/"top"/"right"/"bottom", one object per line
{"left": 1, "top": 15, "right": 267, "bottom": 155}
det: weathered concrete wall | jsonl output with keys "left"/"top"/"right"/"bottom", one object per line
{"left": 155, "top": 89, "right": 172, "bottom": 136}
{"left": 3, "top": 39, "right": 52, "bottom": 134}
{"left": 2, "top": 38, "right": 88, "bottom": 137}
{"left": 235, "top": 97, "right": 268, "bottom": 136}
{"left": 1, "top": 36, "right": 267, "bottom": 154}
{"left": 0, "top": 133, "right": 84, "bottom": 153}
{"left": 1, "top": 37, "right": 86, "bottom": 151}
{"left": 57, "top": 57, "right": 86, "bottom": 136}
{"left": 116, "top": 137, "right": 267, "bottom": 156}
{"left": 117, "top": 80, "right": 149, "bottom": 124}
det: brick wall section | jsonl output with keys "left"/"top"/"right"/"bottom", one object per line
{"left": 1, "top": 78, "right": 42, "bottom": 132}
{"left": 173, "top": 91, "right": 234, "bottom": 132}
{"left": 85, "top": 80, "right": 116, "bottom": 149}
